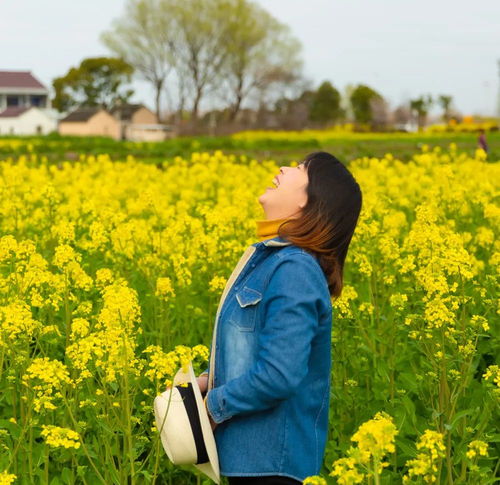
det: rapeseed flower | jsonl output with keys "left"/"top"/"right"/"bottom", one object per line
{"left": 466, "top": 440, "right": 488, "bottom": 459}
{"left": 0, "top": 471, "right": 16, "bottom": 485}
{"left": 403, "top": 430, "right": 445, "bottom": 483}
{"left": 40, "top": 425, "right": 80, "bottom": 449}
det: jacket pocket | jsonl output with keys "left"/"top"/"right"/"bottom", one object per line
{"left": 228, "top": 286, "right": 262, "bottom": 332}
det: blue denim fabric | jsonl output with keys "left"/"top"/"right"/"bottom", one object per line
{"left": 203, "top": 236, "right": 333, "bottom": 482}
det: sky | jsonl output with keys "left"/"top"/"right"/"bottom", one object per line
{"left": 2, "top": 0, "right": 499, "bottom": 117}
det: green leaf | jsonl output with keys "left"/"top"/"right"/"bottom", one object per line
{"left": 50, "top": 476, "right": 61, "bottom": 485}
{"left": 0, "top": 419, "right": 20, "bottom": 440}
{"left": 447, "top": 408, "right": 474, "bottom": 431}
{"left": 398, "top": 372, "right": 420, "bottom": 393}
{"left": 396, "top": 437, "right": 417, "bottom": 458}
{"left": 61, "top": 467, "right": 73, "bottom": 484}
{"left": 401, "top": 395, "right": 417, "bottom": 428}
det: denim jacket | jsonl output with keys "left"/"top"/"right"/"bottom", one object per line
{"left": 202, "top": 235, "right": 333, "bottom": 482}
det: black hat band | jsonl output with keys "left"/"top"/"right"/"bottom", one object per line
{"left": 176, "top": 382, "right": 210, "bottom": 464}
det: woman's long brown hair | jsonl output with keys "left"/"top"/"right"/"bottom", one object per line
{"left": 276, "top": 151, "right": 362, "bottom": 300}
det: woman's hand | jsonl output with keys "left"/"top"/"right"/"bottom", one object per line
{"left": 164, "top": 374, "right": 217, "bottom": 430}
{"left": 197, "top": 374, "right": 217, "bottom": 431}
{"left": 165, "top": 374, "right": 209, "bottom": 393}
{"left": 197, "top": 374, "right": 208, "bottom": 394}
{"left": 208, "top": 413, "right": 217, "bottom": 431}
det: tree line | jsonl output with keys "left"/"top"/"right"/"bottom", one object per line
{"left": 51, "top": 0, "right": 460, "bottom": 134}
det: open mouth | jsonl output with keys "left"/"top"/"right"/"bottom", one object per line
{"left": 265, "top": 175, "right": 280, "bottom": 191}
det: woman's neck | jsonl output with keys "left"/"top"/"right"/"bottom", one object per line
{"left": 255, "top": 216, "right": 290, "bottom": 242}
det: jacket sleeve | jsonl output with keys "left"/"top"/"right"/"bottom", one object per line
{"left": 206, "top": 254, "right": 325, "bottom": 424}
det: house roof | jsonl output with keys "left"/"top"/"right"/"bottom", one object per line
{"left": 0, "top": 71, "right": 47, "bottom": 90}
{"left": 0, "top": 106, "right": 32, "bottom": 118}
{"left": 109, "top": 103, "right": 145, "bottom": 121}
{"left": 60, "top": 107, "right": 104, "bottom": 122}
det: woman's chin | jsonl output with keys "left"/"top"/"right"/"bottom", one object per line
{"left": 258, "top": 187, "right": 276, "bottom": 204}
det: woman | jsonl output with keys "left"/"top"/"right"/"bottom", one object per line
{"left": 197, "top": 151, "right": 362, "bottom": 484}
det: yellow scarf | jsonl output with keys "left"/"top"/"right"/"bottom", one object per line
{"left": 255, "top": 217, "right": 290, "bottom": 242}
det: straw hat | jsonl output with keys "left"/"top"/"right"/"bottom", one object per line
{"left": 153, "top": 361, "right": 220, "bottom": 484}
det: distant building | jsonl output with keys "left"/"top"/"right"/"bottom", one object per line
{"left": 0, "top": 106, "right": 58, "bottom": 135}
{"left": 109, "top": 103, "right": 173, "bottom": 141}
{"left": 58, "top": 107, "right": 121, "bottom": 139}
{"left": 0, "top": 70, "right": 173, "bottom": 140}
{"left": 58, "top": 103, "right": 173, "bottom": 141}
{"left": 393, "top": 121, "right": 419, "bottom": 133}
{"left": 0, "top": 70, "right": 59, "bottom": 134}
{"left": 0, "top": 70, "right": 50, "bottom": 111}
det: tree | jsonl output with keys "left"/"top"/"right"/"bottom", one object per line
{"left": 308, "top": 81, "right": 343, "bottom": 125}
{"left": 410, "top": 94, "right": 433, "bottom": 131}
{"left": 369, "top": 97, "right": 390, "bottom": 131}
{"left": 349, "top": 84, "right": 384, "bottom": 126}
{"left": 271, "top": 87, "right": 314, "bottom": 130}
{"left": 169, "top": 0, "right": 234, "bottom": 122}
{"left": 438, "top": 94, "right": 453, "bottom": 123}
{"left": 217, "top": 0, "right": 303, "bottom": 122}
{"left": 100, "top": 0, "right": 177, "bottom": 122}
{"left": 52, "top": 57, "right": 134, "bottom": 112}
{"left": 100, "top": 0, "right": 303, "bottom": 128}
{"left": 392, "top": 104, "right": 412, "bottom": 126}
{"left": 341, "top": 83, "right": 356, "bottom": 122}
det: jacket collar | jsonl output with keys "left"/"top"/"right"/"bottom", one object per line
{"left": 253, "top": 235, "right": 293, "bottom": 248}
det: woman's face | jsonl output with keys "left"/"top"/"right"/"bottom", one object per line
{"left": 258, "top": 162, "right": 309, "bottom": 220}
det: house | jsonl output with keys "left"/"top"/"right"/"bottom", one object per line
{"left": 58, "top": 103, "right": 173, "bottom": 141}
{"left": 58, "top": 107, "right": 121, "bottom": 139}
{"left": 0, "top": 69, "right": 173, "bottom": 140}
{"left": 109, "top": 103, "right": 173, "bottom": 141}
{"left": 0, "top": 106, "right": 59, "bottom": 135}
{"left": 0, "top": 70, "right": 50, "bottom": 111}
{"left": 0, "top": 70, "right": 59, "bottom": 134}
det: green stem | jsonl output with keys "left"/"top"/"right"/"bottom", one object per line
{"left": 44, "top": 445, "right": 49, "bottom": 484}
{"left": 373, "top": 454, "right": 380, "bottom": 485}
{"left": 60, "top": 393, "right": 107, "bottom": 484}
{"left": 152, "top": 379, "right": 176, "bottom": 484}
{"left": 0, "top": 347, "right": 5, "bottom": 381}
{"left": 446, "top": 430, "right": 454, "bottom": 485}
{"left": 64, "top": 275, "right": 71, "bottom": 349}
{"left": 94, "top": 368, "right": 121, "bottom": 481}
{"left": 122, "top": 348, "right": 136, "bottom": 484}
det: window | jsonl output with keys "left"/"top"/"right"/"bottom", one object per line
{"left": 30, "top": 95, "right": 46, "bottom": 107}
{"left": 7, "top": 95, "right": 20, "bottom": 107}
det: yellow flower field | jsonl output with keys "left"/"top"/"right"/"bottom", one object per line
{"left": 0, "top": 144, "right": 498, "bottom": 483}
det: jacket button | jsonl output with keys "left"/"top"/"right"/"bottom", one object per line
{"left": 234, "top": 286, "right": 239, "bottom": 291}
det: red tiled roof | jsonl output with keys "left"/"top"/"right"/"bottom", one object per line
{"left": 0, "top": 70, "right": 47, "bottom": 89}
{"left": 0, "top": 106, "right": 32, "bottom": 118}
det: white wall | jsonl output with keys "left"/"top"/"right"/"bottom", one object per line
{"left": 0, "top": 108, "right": 58, "bottom": 135}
